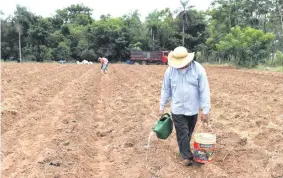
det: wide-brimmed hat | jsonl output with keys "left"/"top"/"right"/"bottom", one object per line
{"left": 168, "top": 46, "right": 195, "bottom": 68}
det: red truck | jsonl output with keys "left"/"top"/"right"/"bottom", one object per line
{"left": 130, "top": 51, "right": 169, "bottom": 64}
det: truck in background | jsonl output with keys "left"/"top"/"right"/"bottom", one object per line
{"left": 130, "top": 51, "right": 169, "bottom": 65}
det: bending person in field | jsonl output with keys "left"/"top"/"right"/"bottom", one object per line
{"left": 98, "top": 57, "right": 109, "bottom": 74}
{"left": 159, "top": 46, "right": 211, "bottom": 166}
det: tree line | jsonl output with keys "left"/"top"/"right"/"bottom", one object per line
{"left": 1, "top": 0, "right": 283, "bottom": 67}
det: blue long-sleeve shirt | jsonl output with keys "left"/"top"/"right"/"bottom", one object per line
{"left": 160, "top": 61, "right": 211, "bottom": 115}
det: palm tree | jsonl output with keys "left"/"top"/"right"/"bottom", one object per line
{"left": 0, "top": 11, "right": 3, "bottom": 60}
{"left": 146, "top": 10, "right": 160, "bottom": 50}
{"left": 14, "top": 5, "right": 26, "bottom": 63}
{"left": 175, "top": 0, "right": 195, "bottom": 46}
{"left": 276, "top": 0, "right": 283, "bottom": 31}
{"left": 15, "top": 22, "right": 22, "bottom": 62}
{"left": 14, "top": 5, "right": 31, "bottom": 62}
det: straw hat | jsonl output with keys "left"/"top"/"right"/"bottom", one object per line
{"left": 168, "top": 46, "right": 195, "bottom": 68}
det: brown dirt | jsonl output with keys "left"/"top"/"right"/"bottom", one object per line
{"left": 1, "top": 63, "right": 283, "bottom": 178}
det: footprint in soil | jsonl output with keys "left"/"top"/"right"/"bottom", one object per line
{"left": 49, "top": 161, "right": 62, "bottom": 167}
{"left": 96, "top": 129, "right": 113, "bottom": 137}
{"left": 62, "top": 119, "right": 69, "bottom": 124}
{"left": 38, "top": 158, "right": 51, "bottom": 164}
{"left": 122, "top": 126, "right": 133, "bottom": 134}
{"left": 238, "top": 137, "right": 248, "bottom": 146}
{"left": 272, "top": 163, "right": 283, "bottom": 178}
{"left": 124, "top": 141, "right": 134, "bottom": 148}
{"left": 39, "top": 159, "right": 62, "bottom": 167}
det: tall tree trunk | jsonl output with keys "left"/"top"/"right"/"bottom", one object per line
{"left": 182, "top": 18, "right": 185, "bottom": 46}
{"left": 151, "top": 27, "right": 153, "bottom": 40}
{"left": 0, "top": 18, "right": 1, "bottom": 60}
{"left": 151, "top": 27, "right": 155, "bottom": 51}
{"left": 228, "top": 0, "right": 232, "bottom": 32}
{"left": 16, "top": 20, "right": 22, "bottom": 63}
{"left": 263, "top": 13, "right": 267, "bottom": 33}
{"left": 255, "top": 0, "right": 259, "bottom": 28}
{"left": 37, "top": 44, "right": 41, "bottom": 61}
{"left": 19, "top": 31, "right": 22, "bottom": 62}
{"left": 153, "top": 32, "right": 155, "bottom": 50}
{"left": 277, "top": 0, "right": 283, "bottom": 31}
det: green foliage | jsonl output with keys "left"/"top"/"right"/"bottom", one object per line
{"left": 39, "top": 45, "right": 52, "bottom": 60}
{"left": 86, "top": 17, "right": 131, "bottom": 60}
{"left": 2, "top": 0, "right": 283, "bottom": 68}
{"left": 55, "top": 42, "right": 71, "bottom": 60}
{"left": 215, "top": 26, "right": 275, "bottom": 67}
{"left": 274, "top": 50, "right": 283, "bottom": 65}
{"left": 1, "top": 3, "right": 208, "bottom": 62}
{"left": 81, "top": 49, "right": 96, "bottom": 61}
{"left": 205, "top": 0, "right": 283, "bottom": 67}
{"left": 256, "top": 64, "right": 283, "bottom": 72}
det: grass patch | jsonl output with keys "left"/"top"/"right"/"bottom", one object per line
{"left": 256, "top": 64, "right": 283, "bottom": 72}
{"left": 201, "top": 62, "right": 235, "bottom": 67}
{"left": 204, "top": 62, "right": 283, "bottom": 72}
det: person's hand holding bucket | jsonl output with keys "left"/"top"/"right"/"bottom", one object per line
{"left": 201, "top": 113, "right": 209, "bottom": 123}
{"left": 193, "top": 115, "right": 216, "bottom": 164}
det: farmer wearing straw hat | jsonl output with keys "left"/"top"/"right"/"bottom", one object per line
{"left": 159, "top": 46, "right": 211, "bottom": 166}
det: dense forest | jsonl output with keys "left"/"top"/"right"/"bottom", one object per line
{"left": 1, "top": 0, "right": 283, "bottom": 67}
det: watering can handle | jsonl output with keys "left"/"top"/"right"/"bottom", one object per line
{"left": 162, "top": 113, "right": 171, "bottom": 119}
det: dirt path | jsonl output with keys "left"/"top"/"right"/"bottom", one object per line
{"left": 1, "top": 64, "right": 283, "bottom": 178}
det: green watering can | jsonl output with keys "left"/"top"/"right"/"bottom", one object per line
{"left": 152, "top": 113, "right": 173, "bottom": 139}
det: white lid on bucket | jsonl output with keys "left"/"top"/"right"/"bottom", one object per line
{"left": 194, "top": 133, "right": 216, "bottom": 144}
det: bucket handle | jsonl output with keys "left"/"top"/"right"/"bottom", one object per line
{"left": 195, "top": 119, "right": 214, "bottom": 134}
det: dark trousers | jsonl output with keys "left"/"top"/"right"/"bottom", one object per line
{"left": 171, "top": 113, "right": 198, "bottom": 160}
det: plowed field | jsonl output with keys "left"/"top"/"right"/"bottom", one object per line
{"left": 1, "top": 63, "right": 283, "bottom": 178}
